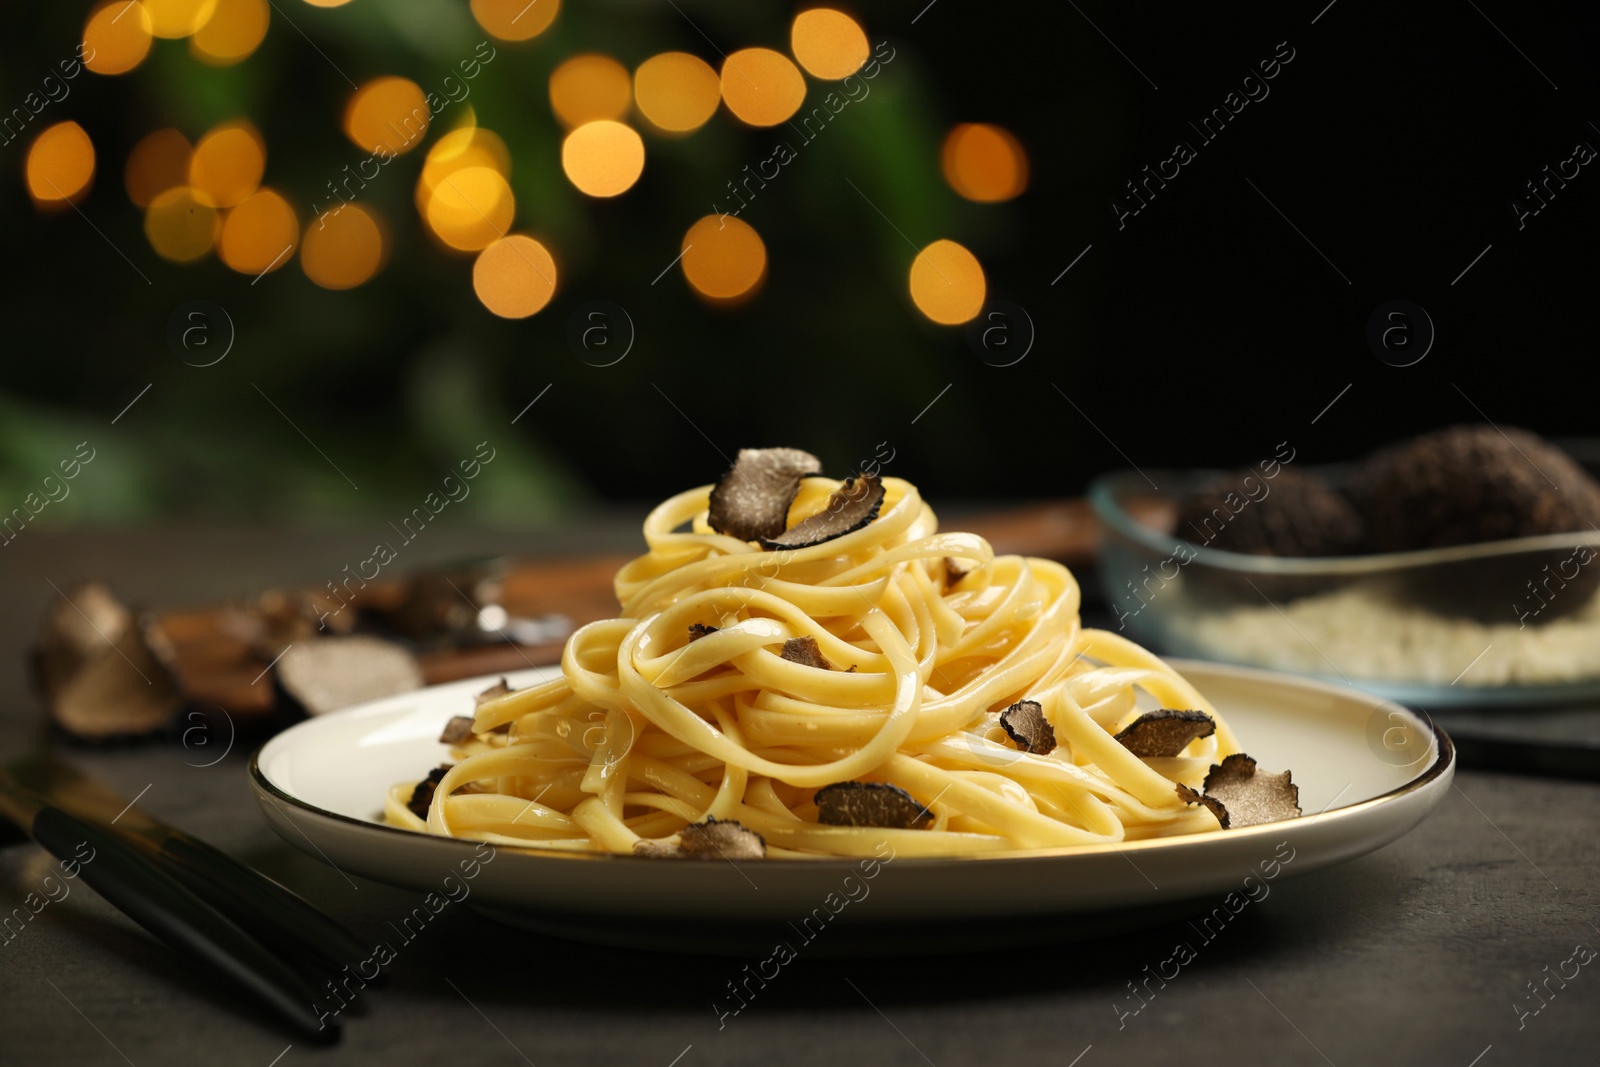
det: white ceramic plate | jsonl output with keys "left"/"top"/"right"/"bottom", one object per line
{"left": 251, "top": 660, "right": 1453, "bottom": 955}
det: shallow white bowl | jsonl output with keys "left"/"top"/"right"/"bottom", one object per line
{"left": 251, "top": 660, "right": 1452, "bottom": 955}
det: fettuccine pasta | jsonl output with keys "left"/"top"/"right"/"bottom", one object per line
{"left": 387, "top": 462, "right": 1245, "bottom": 857}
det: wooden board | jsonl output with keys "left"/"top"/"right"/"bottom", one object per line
{"left": 154, "top": 498, "right": 1169, "bottom": 719}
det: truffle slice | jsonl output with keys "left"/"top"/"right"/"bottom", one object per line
{"left": 1177, "top": 753, "right": 1302, "bottom": 829}
{"left": 815, "top": 782, "right": 933, "bottom": 829}
{"left": 1114, "top": 710, "right": 1216, "bottom": 758}
{"left": 707, "top": 448, "right": 823, "bottom": 542}
{"left": 275, "top": 636, "right": 426, "bottom": 717}
{"left": 634, "top": 816, "right": 768, "bottom": 860}
{"left": 438, "top": 716, "right": 476, "bottom": 745}
{"left": 32, "top": 581, "right": 183, "bottom": 740}
{"left": 762, "top": 474, "right": 886, "bottom": 550}
{"left": 218, "top": 587, "right": 354, "bottom": 658}
{"left": 406, "top": 764, "right": 452, "bottom": 820}
{"left": 1176, "top": 784, "right": 1230, "bottom": 828}
{"left": 999, "top": 699, "right": 1056, "bottom": 755}
{"left": 688, "top": 623, "right": 719, "bottom": 641}
{"left": 780, "top": 636, "right": 833, "bottom": 670}
{"left": 474, "top": 678, "right": 512, "bottom": 706}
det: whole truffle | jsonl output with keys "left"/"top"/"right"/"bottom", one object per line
{"left": 1176, "top": 467, "right": 1364, "bottom": 558}
{"left": 1356, "top": 425, "right": 1600, "bottom": 621}
{"left": 1358, "top": 425, "right": 1600, "bottom": 551}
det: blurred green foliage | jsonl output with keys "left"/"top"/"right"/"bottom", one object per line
{"left": 1, "top": 1, "right": 1112, "bottom": 526}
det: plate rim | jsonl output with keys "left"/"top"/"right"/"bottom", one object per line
{"left": 249, "top": 658, "right": 1455, "bottom": 870}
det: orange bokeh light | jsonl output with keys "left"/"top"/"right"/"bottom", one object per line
{"left": 145, "top": 0, "right": 216, "bottom": 39}
{"left": 191, "top": 0, "right": 269, "bottom": 66}
{"left": 790, "top": 9, "right": 869, "bottom": 80}
{"left": 909, "top": 239, "right": 986, "bottom": 325}
{"left": 416, "top": 125, "right": 511, "bottom": 216}
{"left": 125, "top": 128, "right": 192, "bottom": 207}
{"left": 549, "top": 54, "right": 631, "bottom": 129}
{"left": 26, "top": 122, "right": 96, "bottom": 205}
{"left": 470, "top": 0, "right": 558, "bottom": 41}
{"left": 219, "top": 188, "right": 299, "bottom": 275}
{"left": 720, "top": 48, "right": 806, "bottom": 127}
{"left": 941, "top": 123, "right": 1029, "bottom": 203}
{"left": 344, "top": 77, "right": 431, "bottom": 156}
{"left": 83, "top": 2, "right": 154, "bottom": 76}
{"left": 680, "top": 215, "right": 766, "bottom": 301}
{"left": 301, "top": 203, "right": 385, "bottom": 289}
{"left": 473, "top": 235, "right": 558, "bottom": 319}
{"left": 145, "top": 186, "right": 220, "bottom": 262}
{"left": 561, "top": 120, "right": 645, "bottom": 198}
{"left": 634, "top": 52, "right": 721, "bottom": 134}
{"left": 189, "top": 120, "right": 265, "bottom": 207}
{"left": 424, "top": 166, "right": 514, "bottom": 251}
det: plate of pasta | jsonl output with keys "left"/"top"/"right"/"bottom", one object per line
{"left": 251, "top": 450, "right": 1453, "bottom": 952}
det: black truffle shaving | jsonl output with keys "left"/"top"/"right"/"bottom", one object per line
{"left": 999, "top": 699, "right": 1056, "bottom": 755}
{"left": 1176, "top": 784, "right": 1230, "bottom": 829}
{"left": 474, "top": 678, "right": 511, "bottom": 706}
{"left": 438, "top": 716, "right": 475, "bottom": 745}
{"left": 688, "top": 623, "right": 719, "bottom": 641}
{"left": 761, "top": 473, "right": 885, "bottom": 550}
{"left": 274, "top": 636, "right": 425, "bottom": 718}
{"left": 406, "top": 763, "right": 452, "bottom": 820}
{"left": 1201, "top": 754, "right": 1301, "bottom": 828}
{"left": 814, "top": 781, "right": 933, "bottom": 829}
{"left": 634, "top": 816, "right": 768, "bottom": 860}
{"left": 781, "top": 636, "right": 833, "bottom": 670}
{"left": 707, "top": 448, "right": 823, "bottom": 542}
{"left": 1114, "top": 709, "right": 1216, "bottom": 758}
{"left": 1176, "top": 753, "right": 1302, "bottom": 830}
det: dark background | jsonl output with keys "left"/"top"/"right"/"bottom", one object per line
{"left": 2, "top": 0, "right": 1596, "bottom": 526}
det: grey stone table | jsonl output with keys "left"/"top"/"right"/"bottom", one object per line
{"left": 2, "top": 526, "right": 1596, "bottom": 1067}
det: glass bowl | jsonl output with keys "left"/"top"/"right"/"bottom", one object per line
{"left": 1088, "top": 468, "right": 1600, "bottom": 708}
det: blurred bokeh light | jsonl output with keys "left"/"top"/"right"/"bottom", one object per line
{"left": 145, "top": 0, "right": 215, "bottom": 40}
{"left": 145, "top": 186, "right": 220, "bottom": 262}
{"left": 941, "top": 123, "right": 1029, "bottom": 203}
{"left": 424, "top": 166, "right": 514, "bottom": 251}
{"left": 471, "top": 0, "right": 559, "bottom": 42}
{"left": 188, "top": 120, "right": 264, "bottom": 207}
{"left": 549, "top": 54, "right": 632, "bottom": 129}
{"left": 125, "top": 128, "right": 192, "bottom": 207}
{"left": 789, "top": 8, "right": 869, "bottom": 79}
{"left": 561, "top": 120, "right": 645, "bottom": 198}
{"left": 681, "top": 215, "right": 766, "bottom": 302}
{"left": 344, "top": 77, "right": 430, "bottom": 156}
{"left": 416, "top": 123, "right": 511, "bottom": 214}
{"left": 218, "top": 188, "right": 298, "bottom": 275}
{"left": 720, "top": 48, "right": 806, "bottom": 127}
{"left": 909, "top": 239, "right": 985, "bottom": 325}
{"left": 301, "top": 203, "right": 384, "bottom": 289}
{"left": 82, "top": 2, "right": 154, "bottom": 75}
{"left": 189, "top": 0, "right": 268, "bottom": 66}
{"left": 25, "top": 121, "right": 96, "bottom": 205}
{"left": 473, "top": 235, "right": 558, "bottom": 319}
{"left": 633, "top": 52, "right": 721, "bottom": 134}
